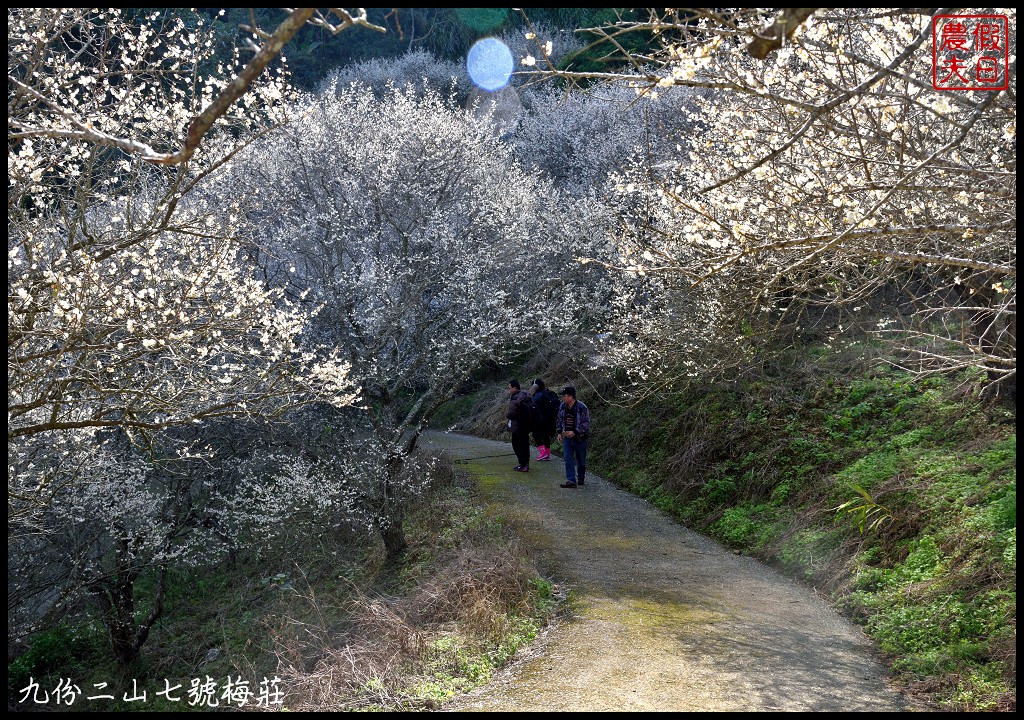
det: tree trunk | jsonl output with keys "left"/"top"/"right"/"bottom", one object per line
{"left": 103, "top": 575, "right": 140, "bottom": 665}
{"left": 95, "top": 562, "right": 168, "bottom": 666}
{"left": 380, "top": 518, "right": 408, "bottom": 560}
{"left": 380, "top": 458, "right": 408, "bottom": 560}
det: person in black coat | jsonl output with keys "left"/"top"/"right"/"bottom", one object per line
{"left": 531, "top": 378, "right": 559, "bottom": 461}
{"left": 506, "top": 379, "right": 533, "bottom": 472}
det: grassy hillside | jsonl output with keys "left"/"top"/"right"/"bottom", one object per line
{"left": 435, "top": 345, "right": 1016, "bottom": 711}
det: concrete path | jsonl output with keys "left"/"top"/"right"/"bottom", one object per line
{"left": 423, "top": 431, "right": 914, "bottom": 712}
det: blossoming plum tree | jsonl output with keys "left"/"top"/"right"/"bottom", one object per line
{"left": 232, "top": 80, "right": 604, "bottom": 556}
{"left": 521, "top": 8, "right": 1016, "bottom": 393}
{"left": 8, "top": 8, "right": 372, "bottom": 662}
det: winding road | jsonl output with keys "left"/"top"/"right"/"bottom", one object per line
{"left": 423, "top": 431, "right": 915, "bottom": 712}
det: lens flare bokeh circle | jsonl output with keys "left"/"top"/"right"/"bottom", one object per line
{"left": 467, "top": 37, "right": 513, "bottom": 92}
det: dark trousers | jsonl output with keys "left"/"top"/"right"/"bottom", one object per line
{"left": 533, "top": 428, "right": 552, "bottom": 448}
{"left": 511, "top": 430, "right": 531, "bottom": 467}
{"left": 563, "top": 436, "right": 587, "bottom": 483}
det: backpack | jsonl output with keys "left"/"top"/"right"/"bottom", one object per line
{"left": 541, "top": 389, "right": 559, "bottom": 423}
{"left": 534, "top": 389, "right": 559, "bottom": 429}
{"left": 517, "top": 392, "right": 534, "bottom": 431}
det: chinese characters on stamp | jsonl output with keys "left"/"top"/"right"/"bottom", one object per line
{"left": 932, "top": 14, "right": 1009, "bottom": 91}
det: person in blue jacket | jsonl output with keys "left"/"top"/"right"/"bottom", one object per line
{"left": 555, "top": 385, "right": 590, "bottom": 488}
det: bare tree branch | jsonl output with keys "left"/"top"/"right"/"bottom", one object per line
{"left": 746, "top": 8, "right": 818, "bottom": 59}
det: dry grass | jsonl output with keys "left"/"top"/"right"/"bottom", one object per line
{"left": 463, "top": 390, "right": 509, "bottom": 440}
{"left": 239, "top": 458, "right": 545, "bottom": 712}
{"left": 456, "top": 339, "right": 593, "bottom": 441}
{"left": 269, "top": 544, "right": 536, "bottom": 711}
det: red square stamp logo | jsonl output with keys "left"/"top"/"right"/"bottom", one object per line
{"left": 932, "top": 14, "right": 1009, "bottom": 90}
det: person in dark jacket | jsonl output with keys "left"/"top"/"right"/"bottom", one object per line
{"left": 506, "top": 379, "right": 533, "bottom": 472}
{"left": 531, "top": 378, "right": 559, "bottom": 462}
{"left": 556, "top": 385, "right": 591, "bottom": 488}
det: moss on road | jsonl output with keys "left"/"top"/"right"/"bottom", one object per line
{"left": 424, "top": 431, "right": 916, "bottom": 712}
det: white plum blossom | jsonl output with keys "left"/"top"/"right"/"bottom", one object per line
{"left": 525, "top": 8, "right": 1016, "bottom": 388}
{"left": 228, "top": 80, "right": 602, "bottom": 555}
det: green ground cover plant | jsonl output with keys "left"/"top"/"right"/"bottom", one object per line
{"left": 440, "top": 343, "right": 1015, "bottom": 711}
